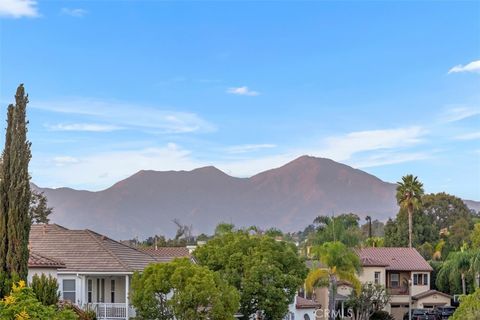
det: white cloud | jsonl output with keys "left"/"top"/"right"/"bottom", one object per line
{"left": 455, "top": 131, "right": 480, "bottom": 140}
{"left": 351, "top": 152, "right": 430, "bottom": 169}
{"left": 53, "top": 156, "right": 80, "bottom": 166}
{"left": 32, "top": 144, "right": 203, "bottom": 190}
{"left": 448, "top": 60, "right": 480, "bottom": 74}
{"left": 440, "top": 106, "right": 480, "bottom": 123}
{"left": 226, "top": 144, "right": 276, "bottom": 154}
{"left": 46, "top": 123, "right": 123, "bottom": 132}
{"left": 226, "top": 86, "right": 260, "bottom": 96}
{"left": 0, "top": 0, "right": 38, "bottom": 18}
{"left": 32, "top": 99, "right": 215, "bottom": 134}
{"left": 61, "top": 8, "right": 87, "bottom": 17}
{"left": 319, "top": 126, "right": 426, "bottom": 161}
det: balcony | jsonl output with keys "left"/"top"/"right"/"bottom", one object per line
{"left": 387, "top": 287, "right": 410, "bottom": 295}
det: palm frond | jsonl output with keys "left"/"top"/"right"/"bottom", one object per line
{"left": 305, "top": 268, "right": 330, "bottom": 294}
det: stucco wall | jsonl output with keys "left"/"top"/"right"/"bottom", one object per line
{"left": 358, "top": 267, "right": 386, "bottom": 285}
{"left": 27, "top": 268, "right": 58, "bottom": 284}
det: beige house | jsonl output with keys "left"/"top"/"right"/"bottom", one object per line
{"left": 356, "top": 248, "right": 452, "bottom": 320}
{"left": 28, "top": 224, "right": 190, "bottom": 320}
{"left": 291, "top": 248, "right": 452, "bottom": 320}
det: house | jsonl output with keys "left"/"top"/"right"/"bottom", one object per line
{"left": 355, "top": 247, "right": 452, "bottom": 320}
{"left": 28, "top": 224, "right": 189, "bottom": 320}
{"left": 291, "top": 248, "right": 452, "bottom": 320}
{"left": 285, "top": 295, "right": 322, "bottom": 320}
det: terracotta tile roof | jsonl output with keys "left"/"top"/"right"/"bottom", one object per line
{"left": 413, "top": 290, "right": 452, "bottom": 300}
{"left": 29, "top": 251, "right": 65, "bottom": 268}
{"left": 356, "top": 248, "right": 433, "bottom": 272}
{"left": 29, "top": 224, "right": 158, "bottom": 273}
{"left": 139, "top": 247, "right": 191, "bottom": 262}
{"left": 295, "top": 296, "right": 322, "bottom": 309}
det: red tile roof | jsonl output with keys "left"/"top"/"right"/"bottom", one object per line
{"left": 356, "top": 248, "right": 433, "bottom": 272}
{"left": 412, "top": 290, "right": 452, "bottom": 300}
{"left": 296, "top": 296, "right": 322, "bottom": 309}
{"left": 29, "top": 251, "right": 65, "bottom": 268}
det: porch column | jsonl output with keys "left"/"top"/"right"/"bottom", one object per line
{"left": 125, "top": 275, "right": 129, "bottom": 319}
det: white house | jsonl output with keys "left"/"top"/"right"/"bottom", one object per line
{"left": 28, "top": 224, "right": 190, "bottom": 320}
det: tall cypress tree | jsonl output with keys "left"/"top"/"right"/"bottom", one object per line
{"left": 0, "top": 84, "right": 32, "bottom": 296}
{"left": 0, "top": 104, "right": 14, "bottom": 297}
{"left": 6, "top": 84, "right": 32, "bottom": 281}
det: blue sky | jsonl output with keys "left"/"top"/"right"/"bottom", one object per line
{"left": 0, "top": 1, "right": 479, "bottom": 200}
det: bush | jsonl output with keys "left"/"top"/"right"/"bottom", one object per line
{"left": 451, "top": 288, "right": 480, "bottom": 320}
{"left": 0, "top": 281, "right": 78, "bottom": 320}
{"left": 31, "top": 273, "right": 60, "bottom": 305}
{"left": 370, "top": 311, "right": 395, "bottom": 320}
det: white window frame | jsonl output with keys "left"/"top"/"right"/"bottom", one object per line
{"left": 62, "top": 279, "right": 76, "bottom": 303}
{"left": 374, "top": 271, "right": 381, "bottom": 285}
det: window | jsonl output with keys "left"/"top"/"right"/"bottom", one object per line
{"left": 97, "top": 278, "right": 105, "bottom": 302}
{"left": 374, "top": 272, "right": 381, "bottom": 284}
{"left": 87, "top": 279, "right": 93, "bottom": 303}
{"left": 390, "top": 273, "right": 399, "bottom": 288}
{"left": 63, "top": 279, "right": 76, "bottom": 303}
{"left": 111, "top": 279, "right": 115, "bottom": 303}
{"left": 413, "top": 273, "right": 429, "bottom": 286}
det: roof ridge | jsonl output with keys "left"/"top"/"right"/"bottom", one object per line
{"left": 85, "top": 230, "right": 130, "bottom": 271}
{"left": 87, "top": 229, "right": 160, "bottom": 258}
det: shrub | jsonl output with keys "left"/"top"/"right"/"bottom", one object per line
{"left": 0, "top": 281, "right": 78, "bottom": 320}
{"left": 451, "top": 288, "right": 480, "bottom": 320}
{"left": 31, "top": 273, "right": 60, "bottom": 305}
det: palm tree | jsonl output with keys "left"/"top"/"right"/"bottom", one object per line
{"left": 396, "top": 175, "right": 424, "bottom": 248}
{"left": 306, "top": 242, "right": 361, "bottom": 320}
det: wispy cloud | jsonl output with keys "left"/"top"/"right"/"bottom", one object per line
{"left": 46, "top": 123, "right": 123, "bottom": 132}
{"left": 33, "top": 99, "right": 215, "bottom": 134}
{"left": 226, "top": 144, "right": 276, "bottom": 154}
{"left": 455, "top": 131, "right": 480, "bottom": 140}
{"left": 53, "top": 156, "right": 80, "bottom": 166}
{"left": 319, "top": 126, "right": 426, "bottom": 161}
{"left": 227, "top": 86, "right": 260, "bottom": 96}
{"left": 351, "top": 151, "right": 430, "bottom": 169}
{"left": 61, "top": 8, "right": 87, "bottom": 17}
{"left": 448, "top": 60, "right": 480, "bottom": 74}
{"left": 0, "top": 0, "right": 38, "bottom": 18}
{"left": 439, "top": 106, "right": 480, "bottom": 123}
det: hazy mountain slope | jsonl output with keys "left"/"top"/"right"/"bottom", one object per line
{"left": 35, "top": 155, "right": 469, "bottom": 240}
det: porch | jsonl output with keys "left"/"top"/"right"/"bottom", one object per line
{"left": 59, "top": 273, "right": 134, "bottom": 320}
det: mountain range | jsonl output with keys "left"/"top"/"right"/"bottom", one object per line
{"left": 34, "top": 155, "right": 479, "bottom": 240}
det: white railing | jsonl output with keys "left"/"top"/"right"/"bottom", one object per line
{"left": 85, "top": 303, "right": 127, "bottom": 319}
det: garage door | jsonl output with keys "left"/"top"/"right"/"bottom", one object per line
{"left": 390, "top": 304, "right": 408, "bottom": 320}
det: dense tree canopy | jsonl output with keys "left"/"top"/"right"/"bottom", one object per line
{"left": 311, "top": 213, "right": 363, "bottom": 247}
{"left": 131, "top": 259, "right": 239, "bottom": 320}
{"left": 450, "top": 289, "right": 480, "bottom": 320}
{"left": 194, "top": 229, "right": 307, "bottom": 320}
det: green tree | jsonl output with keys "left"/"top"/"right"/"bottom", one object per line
{"left": 384, "top": 208, "right": 437, "bottom": 248}
{"left": 436, "top": 249, "right": 480, "bottom": 295}
{"left": 447, "top": 218, "right": 473, "bottom": 250}
{"left": 30, "top": 191, "right": 53, "bottom": 224}
{"left": 131, "top": 259, "right": 239, "bottom": 320}
{"left": 396, "top": 175, "right": 424, "bottom": 248}
{"left": 214, "top": 222, "right": 235, "bottom": 236}
{"left": 31, "top": 274, "right": 59, "bottom": 306}
{"left": 471, "top": 223, "right": 480, "bottom": 248}
{"left": 346, "top": 283, "right": 390, "bottom": 320}
{"left": 194, "top": 230, "right": 307, "bottom": 320}
{"left": 422, "top": 193, "right": 473, "bottom": 230}
{"left": 0, "top": 84, "right": 32, "bottom": 296}
{"left": 312, "top": 213, "right": 363, "bottom": 247}
{"left": 450, "top": 288, "right": 480, "bottom": 320}
{"left": 305, "top": 241, "right": 361, "bottom": 320}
